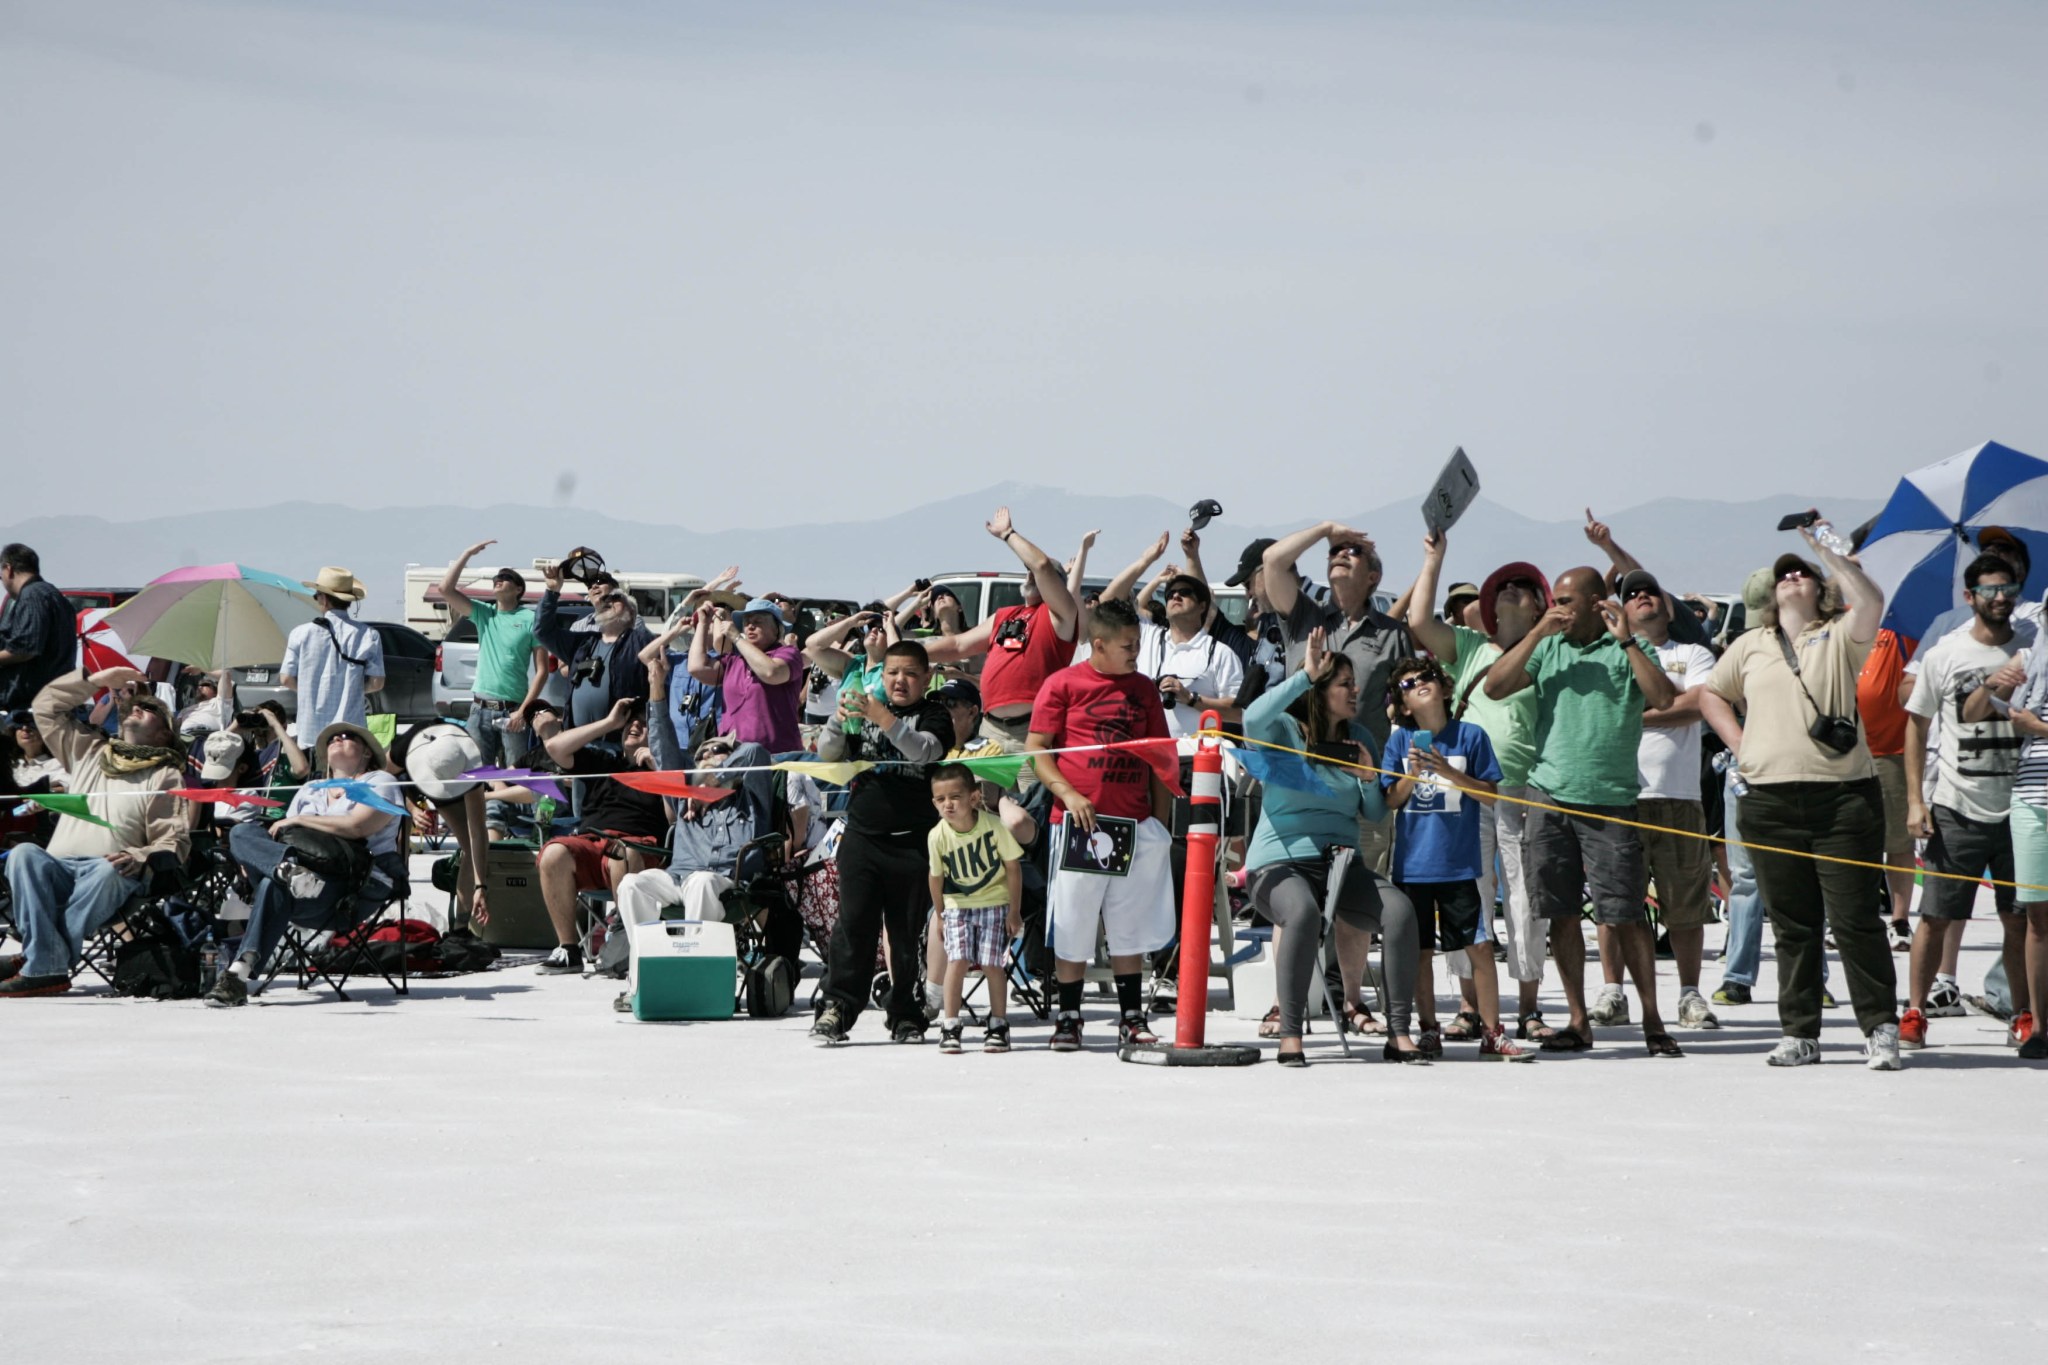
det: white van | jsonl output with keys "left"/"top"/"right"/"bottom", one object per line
{"left": 402, "top": 562, "right": 706, "bottom": 642}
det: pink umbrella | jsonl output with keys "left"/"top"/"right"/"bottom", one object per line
{"left": 103, "top": 564, "right": 319, "bottom": 670}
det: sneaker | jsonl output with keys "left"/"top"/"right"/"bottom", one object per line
{"left": 938, "top": 1022, "right": 964, "bottom": 1054}
{"left": 1925, "top": 978, "right": 1965, "bottom": 1017}
{"left": 1479, "top": 1025, "right": 1535, "bottom": 1062}
{"left": 1676, "top": 990, "right": 1720, "bottom": 1030}
{"left": 809, "top": 1001, "right": 851, "bottom": 1046}
{"left": 2020, "top": 1032, "right": 2048, "bottom": 1060}
{"left": 891, "top": 1020, "right": 928, "bottom": 1044}
{"left": 2008, "top": 1011, "right": 2035, "bottom": 1048}
{"left": 1417, "top": 1024, "right": 1445, "bottom": 1059}
{"left": 1588, "top": 984, "right": 1630, "bottom": 1026}
{"left": 1765, "top": 1036, "right": 1821, "bottom": 1067}
{"left": 1050, "top": 1012, "right": 1084, "bottom": 1052}
{"left": 535, "top": 945, "right": 583, "bottom": 976}
{"left": 1898, "top": 1007, "right": 1927, "bottom": 1050}
{"left": 1866, "top": 1022, "right": 1903, "bottom": 1071}
{"left": 204, "top": 972, "right": 247, "bottom": 1009}
{"left": 0, "top": 972, "right": 71, "bottom": 998}
{"left": 1148, "top": 976, "right": 1178, "bottom": 1015}
{"left": 1119, "top": 1012, "right": 1158, "bottom": 1047}
{"left": 1712, "top": 981, "right": 1752, "bottom": 1006}
{"left": 984, "top": 1018, "right": 1011, "bottom": 1054}
{"left": 1819, "top": 985, "right": 1838, "bottom": 1009}
{"left": 0, "top": 953, "right": 24, "bottom": 983}
{"left": 1888, "top": 919, "right": 1912, "bottom": 952}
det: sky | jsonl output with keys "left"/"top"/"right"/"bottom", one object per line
{"left": 3, "top": 0, "right": 2044, "bottom": 528}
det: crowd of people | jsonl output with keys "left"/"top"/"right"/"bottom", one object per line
{"left": 2, "top": 504, "right": 2045, "bottom": 1070}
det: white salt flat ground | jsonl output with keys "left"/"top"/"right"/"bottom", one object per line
{"left": 7, "top": 883, "right": 2046, "bottom": 1364}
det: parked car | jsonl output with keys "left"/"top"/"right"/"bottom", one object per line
{"left": 230, "top": 621, "right": 439, "bottom": 731}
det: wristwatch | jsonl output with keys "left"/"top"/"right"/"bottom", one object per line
{"left": 1622, "top": 637, "right": 1644, "bottom": 651}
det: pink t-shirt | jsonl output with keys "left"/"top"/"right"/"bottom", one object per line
{"left": 719, "top": 643, "right": 804, "bottom": 753}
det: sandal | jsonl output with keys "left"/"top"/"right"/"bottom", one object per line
{"left": 1259, "top": 1006, "right": 1282, "bottom": 1039}
{"left": 1416, "top": 1025, "right": 1445, "bottom": 1059}
{"left": 1645, "top": 1032, "right": 1685, "bottom": 1059}
{"left": 1343, "top": 1001, "right": 1388, "bottom": 1037}
{"left": 1443, "top": 1009, "right": 1484, "bottom": 1042}
{"left": 1516, "top": 1011, "right": 1557, "bottom": 1042}
{"left": 1539, "top": 1026, "right": 1593, "bottom": 1053}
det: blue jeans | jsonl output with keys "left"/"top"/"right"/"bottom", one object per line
{"left": 5, "top": 844, "right": 143, "bottom": 978}
{"left": 465, "top": 701, "right": 529, "bottom": 769}
{"left": 228, "top": 821, "right": 351, "bottom": 970}
{"left": 1721, "top": 767, "right": 1828, "bottom": 988}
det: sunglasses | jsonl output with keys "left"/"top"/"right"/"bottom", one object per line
{"left": 1397, "top": 674, "right": 1444, "bottom": 692}
{"left": 1328, "top": 545, "right": 1366, "bottom": 560}
{"left": 1624, "top": 586, "right": 1659, "bottom": 602}
{"left": 1165, "top": 586, "right": 1203, "bottom": 601}
{"left": 1972, "top": 583, "right": 2023, "bottom": 599}
{"left": 1779, "top": 568, "right": 1816, "bottom": 583}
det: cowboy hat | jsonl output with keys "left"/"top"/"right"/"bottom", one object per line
{"left": 313, "top": 720, "right": 388, "bottom": 773}
{"left": 303, "top": 566, "right": 368, "bottom": 601}
{"left": 402, "top": 723, "right": 484, "bottom": 804}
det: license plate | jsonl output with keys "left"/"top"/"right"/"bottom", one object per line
{"left": 245, "top": 669, "right": 270, "bottom": 682}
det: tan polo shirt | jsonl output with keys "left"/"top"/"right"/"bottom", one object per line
{"left": 1709, "top": 620, "right": 1875, "bottom": 786}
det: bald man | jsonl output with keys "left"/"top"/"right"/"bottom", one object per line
{"left": 1484, "top": 566, "right": 1678, "bottom": 1055}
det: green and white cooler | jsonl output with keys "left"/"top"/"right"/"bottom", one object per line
{"left": 628, "top": 919, "right": 737, "bottom": 1021}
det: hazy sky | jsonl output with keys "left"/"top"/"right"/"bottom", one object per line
{"left": 4, "top": 0, "right": 2043, "bottom": 528}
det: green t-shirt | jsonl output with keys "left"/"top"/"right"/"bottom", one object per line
{"left": 1450, "top": 626, "right": 1538, "bottom": 788}
{"left": 467, "top": 599, "right": 538, "bottom": 704}
{"left": 1525, "top": 632, "right": 1645, "bottom": 807}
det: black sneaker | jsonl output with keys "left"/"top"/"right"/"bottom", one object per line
{"left": 938, "top": 1023, "right": 964, "bottom": 1054}
{"left": 891, "top": 1020, "right": 928, "bottom": 1044}
{"left": 1712, "top": 981, "right": 1752, "bottom": 1006}
{"left": 1050, "top": 1012, "right": 1084, "bottom": 1052}
{"left": 2019, "top": 1032, "right": 2048, "bottom": 1061}
{"left": 535, "top": 945, "right": 583, "bottom": 976}
{"left": 1119, "top": 1011, "right": 1158, "bottom": 1047}
{"left": 810, "top": 1001, "right": 850, "bottom": 1046}
{"left": 1820, "top": 985, "right": 1839, "bottom": 1009}
{"left": 984, "top": 1018, "right": 1011, "bottom": 1054}
{"left": 204, "top": 972, "right": 247, "bottom": 1009}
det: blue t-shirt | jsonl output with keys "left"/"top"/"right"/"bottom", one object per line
{"left": 1382, "top": 719, "right": 1500, "bottom": 883}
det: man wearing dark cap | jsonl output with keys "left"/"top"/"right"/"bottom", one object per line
{"left": 441, "top": 540, "right": 550, "bottom": 766}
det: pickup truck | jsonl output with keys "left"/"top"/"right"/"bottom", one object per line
{"left": 229, "top": 621, "right": 440, "bottom": 730}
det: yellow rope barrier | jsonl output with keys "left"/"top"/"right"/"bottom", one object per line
{"left": 1200, "top": 729, "right": 2048, "bottom": 897}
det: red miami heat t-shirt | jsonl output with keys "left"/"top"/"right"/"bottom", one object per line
{"left": 1028, "top": 661, "right": 1170, "bottom": 821}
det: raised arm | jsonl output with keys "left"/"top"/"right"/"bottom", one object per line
{"left": 1262, "top": 522, "right": 1349, "bottom": 618}
{"left": 1405, "top": 529, "right": 1458, "bottom": 660}
{"left": 439, "top": 540, "right": 494, "bottom": 625}
{"left": 1483, "top": 607, "right": 1567, "bottom": 700}
{"left": 1599, "top": 600, "right": 1678, "bottom": 711}
{"left": 1583, "top": 508, "right": 1642, "bottom": 578}
{"left": 686, "top": 606, "right": 725, "bottom": 685}
{"left": 532, "top": 561, "right": 581, "bottom": 660}
{"left": 544, "top": 697, "right": 634, "bottom": 767}
{"left": 988, "top": 507, "right": 1080, "bottom": 641}
{"left": 1805, "top": 521, "right": 1884, "bottom": 645}
{"left": 1067, "top": 530, "right": 1100, "bottom": 602}
{"left": 1179, "top": 528, "right": 1220, "bottom": 629}
{"left": 803, "top": 611, "right": 868, "bottom": 681}
{"left": 1102, "top": 532, "right": 1170, "bottom": 604}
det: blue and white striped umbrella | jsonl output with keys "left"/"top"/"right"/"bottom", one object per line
{"left": 1859, "top": 440, "right": 2048, "bottom": 646}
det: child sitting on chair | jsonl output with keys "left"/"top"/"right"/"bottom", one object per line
{"left": 926, "top": 764, "right": 1024, "bottom": 1054}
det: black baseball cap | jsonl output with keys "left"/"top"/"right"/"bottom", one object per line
{"left": 1226, "top": 538, "right": 1277, "bottom": 587}
{"left": 1615, "top": 568, "right": 1662, "bottom": 601}
{"left": 936, "top": 677, "right": 982, "bottom": 709}
{"left": 493, "top": 567, "right": 527, "bottom": 593}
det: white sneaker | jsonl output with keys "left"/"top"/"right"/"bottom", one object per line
{"left": 1865, "top": 1023, "right": 1903, "bottom": 1071}
{"left": 1588, "top": 984, "right": 1630, "bottom": 1026}
{"left": 1676, "top": 990, "right": 1720, "bottom": 1030}
{"left": 1765, "top": 1036, "right": 1821, "bottom": 1067}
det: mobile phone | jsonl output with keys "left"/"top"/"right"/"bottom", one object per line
{"left": 1776, "top": 510, "right": 1821, "bottom": 532}
{"left": 1413, "top": 730, "right": 1435, "bottom": 753}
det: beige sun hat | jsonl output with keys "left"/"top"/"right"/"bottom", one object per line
{"left": 303, "top": 566, "right": 368, "bottom": 601}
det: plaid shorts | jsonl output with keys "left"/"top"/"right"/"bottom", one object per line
{"left": 942, "top": 904, "right": 1009, "bottom": 969}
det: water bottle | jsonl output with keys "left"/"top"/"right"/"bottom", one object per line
{"left": 535, "top": 796, "right": 558, "bottom": 840}
{"left": 1714, "top": 748, "right": 1750, "bottom": 798}
{"left": 1810, "top": 519, "right": 1851, "bottom": 557}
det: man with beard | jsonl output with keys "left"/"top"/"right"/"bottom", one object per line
{"left": 1900, "top": 553, "right": 2029, "bottom": 1050}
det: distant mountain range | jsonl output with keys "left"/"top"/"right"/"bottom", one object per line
{"left": 3, "top": 484, "right": 1889, "bottom": 619}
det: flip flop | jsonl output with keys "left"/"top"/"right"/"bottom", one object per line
{"left": 1645, "top": 1032, "right": 1684, "bottom": 1058}
{"left": 1258, "top": 1006, "right": 1282, "bottom": 1038}
{"left": 1539, "top": 1026, "right": 1593, "bottom": 1053}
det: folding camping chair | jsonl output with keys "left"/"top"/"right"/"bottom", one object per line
{"left": 252, "top": 833, "right": 415, "bottom": 1003}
